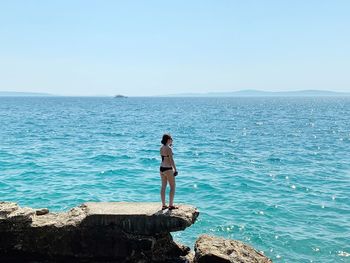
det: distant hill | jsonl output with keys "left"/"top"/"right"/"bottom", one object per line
{"left": 165, "top": 90, "right": 350, "bottom": 97}
{"left": 0, "top": 91, "right": 54, "bottom": 97}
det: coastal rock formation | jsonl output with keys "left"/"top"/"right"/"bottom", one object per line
{"left": 1, "top": 201, "right": 272, "bottom": 262}
{"left": 194, "top": 235, "right": 272, "bottom": 263}
{"left": 0, "top": 201, "right": 199, "bottom": 262}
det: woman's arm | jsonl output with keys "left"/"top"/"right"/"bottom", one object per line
{"left": 168, "top": 147, "right": 177, "bottom": 171}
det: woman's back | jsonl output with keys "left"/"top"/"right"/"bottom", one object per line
{"left": 160, "top": 145, "right": 172, "bottom": 168}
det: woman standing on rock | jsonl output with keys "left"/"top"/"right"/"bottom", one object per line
{"left": 160, "top": 134, "right": 178, "bottom": 210}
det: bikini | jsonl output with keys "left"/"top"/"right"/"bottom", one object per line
{"left": 160, "top": 154, "right": 172, "bottom": 172}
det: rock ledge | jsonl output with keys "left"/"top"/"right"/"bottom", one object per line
{"left": 0, "top": 201, "right": 199, "bottom": 262}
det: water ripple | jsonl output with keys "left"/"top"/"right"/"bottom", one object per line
{"left": 1, "top": 97, "right": 350, "bottom": 262}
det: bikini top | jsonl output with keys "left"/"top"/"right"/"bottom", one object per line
{"left": 161, "top": 154, "right": 171, "bottom": 161}
{"left": 160, "top": 146, "right": 172, "bottom": 161}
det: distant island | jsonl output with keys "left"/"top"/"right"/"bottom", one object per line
{"left": 164, "top": 89, "right": 350, "bottom": 97}
{"left": 2, "top": 90, "right": 350, "bottom": 97}
{"left": 0, "top": 91, "right": 54, "bottom": 97}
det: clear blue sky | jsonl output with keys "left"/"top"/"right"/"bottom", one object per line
{"left": 0, "top": 1, "right": 349, "bottom": 96}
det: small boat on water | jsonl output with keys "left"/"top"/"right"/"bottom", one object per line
{"left": 114, "top": 95, "right": 128, "bottom": 98}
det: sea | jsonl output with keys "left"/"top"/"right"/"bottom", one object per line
{"left": 0, "top": 96, "right": 349, "bottom": 262}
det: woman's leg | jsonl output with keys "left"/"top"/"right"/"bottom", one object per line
{"left": 166, "top": 170, "right": 176, "bottom": 207}
{"left": 160, "top": 172, "right": 167, "bottom": 206}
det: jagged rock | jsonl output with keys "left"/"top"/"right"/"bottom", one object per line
{"left": 0, "top": 201, "right": 199, "bottom": 262}
{"left": 194, "top": 235, "right": 272, "bottom": 263}
{"left": 184, "top": 251, "right": 195, "bottom": 263}
{"left": 0, "top": 202, "right": 18, "bottom": 218}
{"left": 0, "top": 202, "right": 36, "bottom": 229}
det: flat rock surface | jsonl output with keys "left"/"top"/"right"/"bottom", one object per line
{"left": 82, "top": 202, "right": 171, "bottom": 215}
{"left": 195, "top": 234, "right": 272, "bottom": 263}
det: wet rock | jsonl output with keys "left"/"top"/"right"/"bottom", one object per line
{"left": 194, "top": 234, "right": 272, "bottom": 263}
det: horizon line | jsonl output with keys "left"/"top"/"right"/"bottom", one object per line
{"left": 1, "top": 89, "right": 350, "bottom": 97}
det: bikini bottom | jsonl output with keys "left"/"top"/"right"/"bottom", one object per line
{"left": 160, "top": 166, "right": 172, "bottom": 172}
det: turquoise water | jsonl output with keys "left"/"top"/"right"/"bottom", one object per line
{"left": 1, "top": 97, "right": 349, "bottom": 262}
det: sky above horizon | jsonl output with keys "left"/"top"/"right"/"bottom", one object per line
{"left": 0, "top": 1, "right": 349, "bottom": 96}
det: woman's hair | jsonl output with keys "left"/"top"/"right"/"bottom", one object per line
{"left": 161, "top": 134, "right": 172, "bottom": 145}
